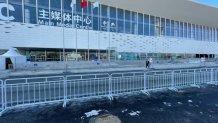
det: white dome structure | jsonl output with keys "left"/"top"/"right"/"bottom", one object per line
{"left": 0, "top": 48, "right": 26, "bottom": 70}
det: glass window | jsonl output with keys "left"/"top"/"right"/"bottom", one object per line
{"left": 138, "top": 13, "right": 143, "bottom": 35}
{"left": 93, "top": 3, "right": 99, "bottom": 30}
{"left": 199, "top": 25, "right": 202, "bottom": 40}
{"left": 150, "top": 15, "right": 155, "bottom": 36}
{"left": 179, "top": 22, "right": 183, "bottom": 38}
{"left": 155, "top": 17, "right": 160, "bottom": 36}
{"left": 131, "top": 12, "right": 137, "bottom": 34}
{"left": 209, "top": 27, "right": 211, "bottom": 41}
{"left": 93, "top": 4, "right": 99, "bottom": 16}
{"left": 166, "top": 19, "right": 170, "bottom": 36}
{"left": 202, "top": 26, "right": 205, "bottom": 41}
{"left": 210, "top": 27, "right": 213, "bottom": 41}
{"left": 195, "top": 25, "right": 198, "bottom": 40}
{"left": 191, "top": 24, "right": 195, "bottom": 39}
{"left": 63, "top": 0, "right": 74, "bottom": 28}
{"left": 144, "top": 14, "right": 149, "bottom": 36}
{"left": 212, "top": 28, "right": 214, "bottom": 42}
{"left": 24, "top": 0, "right": 37, "bottom": 24}
{"left": 206, "top": 27, "right": 209, "bottom": 41}
{"left": 83, "top": 1, "right": 92, "bottom": 29}
{"left": 0, "top": 0, "right": 7, "bottom": 21}
{"left": 110, "top": 7, "right": 116, "bottom": 19}
{"left": 174, "top": 21, "right": 179, "bottom": 37}
{"left": 184, "top": 23, "right": 187, "bottom": 38}
{"left": 188, "top": 23, "right": 191, "bottom": 39}
{"left": 93, "top": 16, "right": 99, "bottom": 30}
{"left": 117, "top": 8, "right": 124, "bottom": 33}
{"left": 101, "top": 5, "right": 107, "bottom": 17}
{"left": 50, "top": 0, "right": 61, "bottom": 26}
{"left": 171, "top": 20, "right": 174, "bottom": 36}
{"left": 125, "top": 10, "right": 130, "bottom": 34}
{"left": 76, "top": 0, "right": 82, "bottom": 14}
{"left": 161, "top": 18, "right": 165, "bottom": 36}
{"left": 38, "top": 0, "right": 49, "bottom": 25}
{"left": 8, "top": 0, "right": 23, "bottom": 22}
{"left": 217, "top": 28, "right": 218, "bottom": 42}
{"left": 101, "top": 5, "right": 108, "bottom": 31}
{"left": 109, "top": 7, "right": 116, "bottom": 32}
{"left": 83, "top": 1, "right": 91, "bottom": 15}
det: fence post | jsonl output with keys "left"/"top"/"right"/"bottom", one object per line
{"left": 194, "top": 69, "right": 196, "bottom": 85}
{"left": 144, "top": 71, "right": 146, "bottom": 91}
{"left": 171, "top": 71, "right": 174, "bottom": 88}
{"left": 63, "top": 76, "right": 67, "bottom": 108}
{"left": 109, "top": 74, "right": 112, "bottom": 96}
{"left": 210, "top": 68, "right": 213, "bottom": 84}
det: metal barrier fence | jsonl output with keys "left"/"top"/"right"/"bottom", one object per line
{"left": 0, "top": 67, "right": 218, "bottom": 116}
{"left": 111, "top": 72, "right": 144, "bottom": 94}
{"left": 3, "top": 76, "right": 64, "bottom": 111}
{"left": 66, "top": 74, "right": 110, "bottom": 100}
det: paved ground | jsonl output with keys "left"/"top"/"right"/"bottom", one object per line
{"left": 1, "top": 84, "right": 218, "bottom": 123}
{"left": 0, "top": 61, "right": 217, "bottom": 79}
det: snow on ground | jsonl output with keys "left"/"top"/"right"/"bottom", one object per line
{"left": 163, "top": 102, "right": 172, "bottom": 107}
{"left": 128, "top": 111, "right": 141, "bottom": 116}
{"left": 121, "top": 109, "right": 128, "bottom": 113}
{"left": 188, "top": 100, "right": 193, "bottom": 103}
{"left": 85, "top": 110, "right": 102, "bottom": 117}
{"left": 177, "top": 102, "right": 183, "bottom": 105}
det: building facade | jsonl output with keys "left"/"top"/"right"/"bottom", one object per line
{"left": 0, "top": 0, "right": 218, "bottom": 61}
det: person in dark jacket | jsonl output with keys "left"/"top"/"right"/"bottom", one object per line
{"left": 146, "top": 60, "right": 149, "bottom": 68}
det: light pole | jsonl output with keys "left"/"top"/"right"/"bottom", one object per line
{"left": 61, "top": 0, "right": 67, "bottom": 72}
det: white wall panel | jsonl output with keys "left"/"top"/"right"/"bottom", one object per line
{"left": 1, "top": 22, "right": 218, "bottom": 55}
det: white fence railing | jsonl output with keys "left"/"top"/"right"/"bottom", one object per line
{"left": 0, "top": 67, "right": 218, "bottom": 116}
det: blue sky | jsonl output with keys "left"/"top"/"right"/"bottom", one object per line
{"left": 193, "top": 0, "right": 218, "bottom": 7}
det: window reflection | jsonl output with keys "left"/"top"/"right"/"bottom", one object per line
{"left": 0, "top": 0, "right": 216, "bottom": 42}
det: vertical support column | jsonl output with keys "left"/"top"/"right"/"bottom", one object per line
{"left": 171, "top": 71, "right": 174, "bottom": 88}
{"left": 63, "top": 76, "right": 67, "bottom": 108}
{"left": 22, "top": 0, "right": 24, "bottom": 23}
{"left": 36, "top": 0, "right": 38, "bottom": 24}
{"left": 6, "top": 0, "right": 9, "bottom": 22}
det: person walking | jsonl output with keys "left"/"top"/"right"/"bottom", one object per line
{"left": 146, "top": 60, "right": 149, "bottom": 68}
{"left": 149, "top": 57, "right": 153, "bottom": 68}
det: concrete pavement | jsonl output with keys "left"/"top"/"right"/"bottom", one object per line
{"left": 0, "top": 61, "right": 218, "bottom": 78}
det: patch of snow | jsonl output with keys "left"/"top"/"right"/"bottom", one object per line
{"left": 85, "top": 110, "right": 101, "bottom": 117}
{"left": 163, "top": 102, "right": 172, "bottom": 107}
{"left": 188, "top": 100, "right": 193, "bottom": 103}
{"left": 122, "top": 109, "right": 128, "bottom": 113}
{"left": 215, "top": 104, "right": 218, "bottom": 107}
{"left": 177, "top": 102, "right": 183, "bottom": 105}
{"left": 129, "top": 111, "right": 141, "bottom": 116}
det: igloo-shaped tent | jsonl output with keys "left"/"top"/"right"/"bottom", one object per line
{"left": 0, "top": 48, "right": 26, "bottom": 70}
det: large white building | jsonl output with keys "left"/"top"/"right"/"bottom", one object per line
{"left": 0, "top": 0, "right": 218, "bottom": 61}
